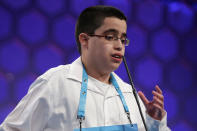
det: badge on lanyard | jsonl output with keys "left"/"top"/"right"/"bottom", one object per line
{"left": 75, "top": 66, "right": 138, "bottom": 131}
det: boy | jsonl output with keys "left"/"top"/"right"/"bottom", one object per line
{"left": 0, "top": 5, "right": 170, "bottom": 131}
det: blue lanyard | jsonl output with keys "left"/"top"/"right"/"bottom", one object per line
{"left": 77, "top": 65, "right": 88, "bottom": 120}
{"left": 110, "top": 74, "right": 129, "bottom": 113}
{"left": 77, "top": 66, "right": 133, "bottom": 128}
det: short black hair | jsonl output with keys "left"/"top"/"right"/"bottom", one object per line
{"left": 75, "top": 5, "right": 127, "bottom": 54}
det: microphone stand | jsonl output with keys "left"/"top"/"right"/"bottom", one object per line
{"left": 123, "top": 56, "right": 148, "bottom": 131}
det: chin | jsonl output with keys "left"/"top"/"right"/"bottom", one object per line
{"left": 110, "top": 63, "right": 121, "bottom": 72}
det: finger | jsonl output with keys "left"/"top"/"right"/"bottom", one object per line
{"left": 152, "top": 91, "right": 164, "bottom": 101}
{"left": 153, "top": 96, "right": 164, "bottom": 108}
{"left": 152, "top": 103, "right": 164, "bottom": 111}
{"left": 138, "top": 91, "right": 149, "bottom": 106}
{"left": 155, "top": 85, "right": 162, "bottom": 94}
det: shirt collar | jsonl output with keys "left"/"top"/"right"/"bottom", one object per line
{"left": 66, "top": 57, "right": 83, "bottom": 83}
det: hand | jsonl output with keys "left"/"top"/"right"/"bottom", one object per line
{"left": 138, "top": 85, "right": 166, "bottom": 121}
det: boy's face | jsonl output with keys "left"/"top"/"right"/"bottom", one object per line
{"left": 85, "top": 17, "right": 127, "bottom": 73}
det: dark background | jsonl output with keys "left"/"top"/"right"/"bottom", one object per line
{"left": 0, "top": 0, "right": 197, "bottom": 130}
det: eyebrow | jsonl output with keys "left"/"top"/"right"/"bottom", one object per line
{"left": 102, "top": 29, "right": 127, "bottom": 37}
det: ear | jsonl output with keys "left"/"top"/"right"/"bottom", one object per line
{"left": 79, "top": 33, "right": 89, "bottom": 47}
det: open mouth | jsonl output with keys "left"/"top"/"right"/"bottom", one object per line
{"left": 111, "top": 54, "right": 122, "bottom": 62}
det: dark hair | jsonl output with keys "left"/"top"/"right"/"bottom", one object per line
{"left": 75, "top": 5, "right": 127, "bottom": 54}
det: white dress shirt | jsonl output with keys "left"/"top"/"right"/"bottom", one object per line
{"left": 0, "top": 57, "right": 171, "bottom": 131}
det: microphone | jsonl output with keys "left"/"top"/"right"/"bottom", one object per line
{"left": 122, "top": 56, "right": 148, "bottom": 131}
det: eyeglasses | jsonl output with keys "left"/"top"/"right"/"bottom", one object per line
{"left": 87, "top": 34, "right": 130, "bottom": 46}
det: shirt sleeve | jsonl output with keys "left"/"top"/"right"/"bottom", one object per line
{"left": 0, "top": 77, "right": 52, "bottom": 131}
{"left": 146, "top": 112, "right": 171, "bottom": 131}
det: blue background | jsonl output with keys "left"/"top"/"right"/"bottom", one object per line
{"left": 0, "top": 0, "right": 197, "bottom": 130}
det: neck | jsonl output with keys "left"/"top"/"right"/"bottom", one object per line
{"left": 87, "top": 70, "right": 111, "bottom": 84}
{"left": 81, "top": 57, "right": 111, "bottom": 84}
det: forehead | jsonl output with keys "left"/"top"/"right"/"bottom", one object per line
{"left": 95, "top": 17, "right": 127, "bottom": 35}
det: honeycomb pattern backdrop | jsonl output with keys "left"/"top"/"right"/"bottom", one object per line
{"left": 0, "top": 0, "right": 197, "bottom": 130}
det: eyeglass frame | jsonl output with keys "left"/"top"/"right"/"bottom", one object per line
{"left": 86, "top": 34, "right": 130, "bottom": 46}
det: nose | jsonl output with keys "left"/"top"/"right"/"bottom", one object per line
{"left": 114, "top": 39, "right": 123, "bottom": 51}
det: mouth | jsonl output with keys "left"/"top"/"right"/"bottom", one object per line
{"left": 111, "top": 53, "right": 123, "bottom": 63}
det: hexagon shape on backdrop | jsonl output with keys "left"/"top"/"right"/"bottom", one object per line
{"left": 135, "top": 57, "right": 163, "bottom": 90}
{"left": 18, "top": 10, "right": 47, "bottom": 45}
{"left": 168, "top": 63, "right": 192, "bottom": 93}
{"left": 36, "top": 0, "right": 65, "bottom": 17}
{"left": 126, "top": 24, "right": 147, "bottom": 58}
{"left": 136, "top": 1, "right": 163, "bottom": 30}
{"left": 167, "top": 2, "right": 194, "bottom": 34}
{"left": 151, "top": 28, "right": 178, "bottom": 62}
{"left": 0, "top": 40, "right": 28, "bottom": 74}
{"left": 53, "top": 15, "right": 76, "bottom": 49}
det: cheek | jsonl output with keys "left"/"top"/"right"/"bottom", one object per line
{"left": 92, "top": 42, "right": 111, "bottom": 54}
{"left": 100, "top": 45, "right": 112, "bottom": 56}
